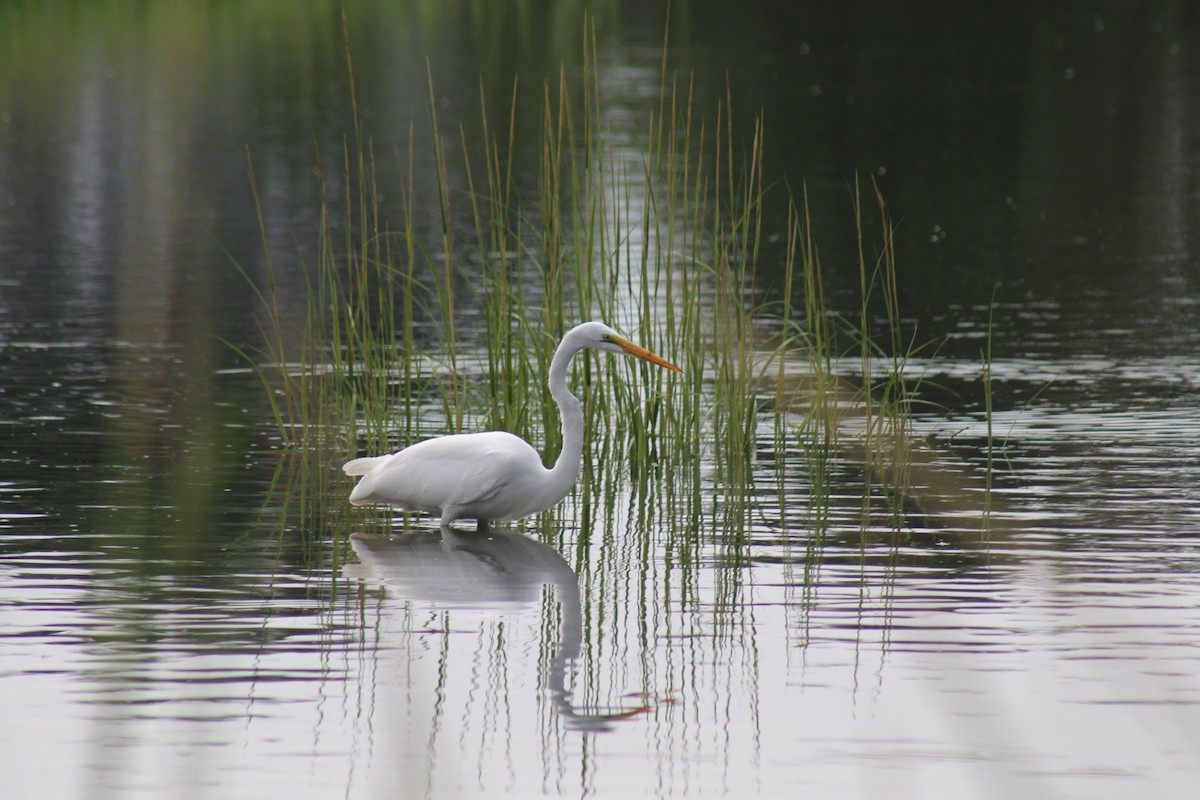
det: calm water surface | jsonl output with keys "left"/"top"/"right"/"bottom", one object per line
{"left": 3, "top": 3, "right": 1200, "bottom": 798}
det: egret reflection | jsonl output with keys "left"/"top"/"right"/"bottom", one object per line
{"left": 345, "top": 527, "right": 660, "bottom": 731}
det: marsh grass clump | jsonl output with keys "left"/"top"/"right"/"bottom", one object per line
{"left": 234, "top": 19, "right": 983, "bottom": 568}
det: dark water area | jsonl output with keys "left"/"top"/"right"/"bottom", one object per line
{"left": 3, "top": 2, "right": 1200, "bottom": 798}
{"left": 666, "top": 3, "right": 1200, "bottom": 373}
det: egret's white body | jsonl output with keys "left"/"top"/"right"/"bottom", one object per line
{"left": 343, "top": 321, "right": 680, "bottom": 528}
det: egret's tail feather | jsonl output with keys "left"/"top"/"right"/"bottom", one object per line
{"left": 343, "top": 455, "right": 389, "bottom": 476}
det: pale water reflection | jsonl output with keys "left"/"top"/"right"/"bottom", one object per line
{"left": 6, "top": 473, "right": 1200, "bottom": 799}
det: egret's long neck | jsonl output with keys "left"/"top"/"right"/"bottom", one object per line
{"left": 545, "top": 339, "right": 585, "bottom": 495}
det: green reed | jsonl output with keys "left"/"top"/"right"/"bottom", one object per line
{"left": 854, "top": 177, "right": 915, "bottom": 531}
{"left": 982, "top": 292, "right": 996, "bottom": 541}
{"left": 790, "top": 186, "right": 836, "bottom": 561}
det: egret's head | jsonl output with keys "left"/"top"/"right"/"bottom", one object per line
{"left": 571, "top": 321, "right": 683, "bottom": 373}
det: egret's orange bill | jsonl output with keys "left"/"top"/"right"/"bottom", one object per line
{"left": 612, "top": 336, "right": 684, "bottom": 374}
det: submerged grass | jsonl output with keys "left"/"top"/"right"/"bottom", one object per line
{"left": 235, "top": 19, "right": 992, "bottom": 585}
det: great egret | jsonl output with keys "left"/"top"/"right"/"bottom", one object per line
{"left": 342, "top": 321, "right": 681, "bottom": 529}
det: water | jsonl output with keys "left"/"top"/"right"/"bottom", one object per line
{"left": 3, "top": 3, "right": 1200, "bottom": 798}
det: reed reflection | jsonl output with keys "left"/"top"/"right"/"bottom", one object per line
{"left": 345, "top": 527, "right": 655, "bottom": 732}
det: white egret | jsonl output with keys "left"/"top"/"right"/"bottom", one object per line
{"left": 342, "top": 321, "right": 681, "bottom": 529}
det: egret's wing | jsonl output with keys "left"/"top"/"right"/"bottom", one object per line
{"left": 343, "top": 455, "right": 389, "bottom": 476}
{"left": 349, "top": 431, "right": 542, "bottom": 510}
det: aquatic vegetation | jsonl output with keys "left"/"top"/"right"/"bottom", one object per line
{"left": 234, "top": 20, "right": 994, "bottom": 569}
